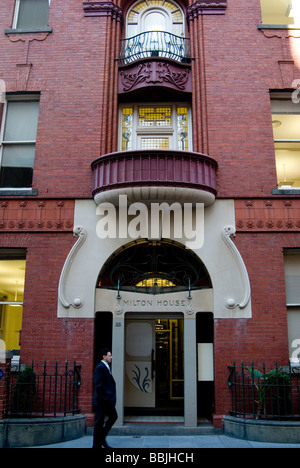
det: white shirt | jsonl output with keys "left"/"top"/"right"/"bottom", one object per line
{"left": 101, "top": 360, "right": 111, "bottom": 373}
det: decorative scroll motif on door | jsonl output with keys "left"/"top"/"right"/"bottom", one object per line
{"left": 126, "top": 362, "right": 152, "bottom": 393}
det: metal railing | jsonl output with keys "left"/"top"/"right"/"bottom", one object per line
{"left": 228, "top": 362, "right": 300, "bottom": 420}
{"left": 5, "top": 360, "right": 81, "bottom": 418}
{"left": 119, "top": 31, "right": 191, "bottom": 65}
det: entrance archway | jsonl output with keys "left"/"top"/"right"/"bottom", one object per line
{"left": 97, "top": 239, "right": 212, "bottom": 294}
{"left": 95, "top": 239, "right": 214, "bottom": 425}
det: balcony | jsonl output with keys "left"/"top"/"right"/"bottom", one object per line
{"left": 91, "top": 150, "right": 218, "bottom": 206}
{"left": 118, "top": 31, "right": 191, "bottom": 65}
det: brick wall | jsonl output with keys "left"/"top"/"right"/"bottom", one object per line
{"left": 0, "top": 0, "right": 300, "bottom": 424}
{"left": 214, "top": 230, "right": 300, "bottom": 416}
{"left": 0, "top": 0, "right": 299, "bottom": 200}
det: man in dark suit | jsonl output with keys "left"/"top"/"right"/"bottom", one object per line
{"left": 92, "top": 348, "right": 117, "bottom": 449}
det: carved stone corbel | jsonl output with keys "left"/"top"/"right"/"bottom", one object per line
{"left": 58, "top": 225, "right": 87, "bottom": 309}
{"left": 221, "top": 225, "right": 251, "bottom": 310}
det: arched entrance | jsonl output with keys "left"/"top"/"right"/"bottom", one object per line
{"left": 95, "top": 239, "right": 214, "bottom": 425}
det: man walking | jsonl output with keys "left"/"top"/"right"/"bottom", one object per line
{"left": 92, "top": 348, "right": 117, "bottom": 449}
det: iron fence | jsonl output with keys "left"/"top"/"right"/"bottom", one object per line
{"left": 119, "top": 31, "right": 191, "bottom": 65}
{"left": 5, "top": 360, "right": 81, "bottom": 418}
{"left": 228, "top": 362, "right": 300, "bottom": 420}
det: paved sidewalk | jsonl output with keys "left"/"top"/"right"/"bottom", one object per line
{"left": 33, "top": 434, "right": 300, "bottom": 448}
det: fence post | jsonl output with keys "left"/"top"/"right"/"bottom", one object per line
{"left": 0, "top": 361, "right": 8, "bottom": 419}
{"left": 64, "top": 360, "right": 68, "bottom": 417}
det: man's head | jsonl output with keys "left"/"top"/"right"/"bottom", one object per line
{"left": 100, "top": 348, "right": 112, "bottom": 364}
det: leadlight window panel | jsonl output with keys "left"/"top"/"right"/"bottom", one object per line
{"left": 177, "top": 107, "right": 188, "bottom": 151}
{"left": 0, "top": 99, "right": 40, "bottom": 188}
{"left": 138, "top": 107, "right": 172, "bottom": 127}
{"left": 15, "top": 0, "right": 50, "bottom": 29}
{"left": 120, "top": 104, "right": 191, "bottom": 152}
{"left": 141, "top": 137, "right": 169, "bottom": 149}
{"left": 122, "top": 108, "right": 133, "bottom": 151}
{"left": 136, "top": 278, "right": 176, "bottom": 288}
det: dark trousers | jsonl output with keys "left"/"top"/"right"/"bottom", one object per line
{"left": 93, "top": 402, "right": 118, "bottom": 448}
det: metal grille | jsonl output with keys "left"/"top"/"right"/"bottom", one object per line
{"left": 228, "top": 362, "right": 300, "bottom": 420}
{"left": 4, "top": 360, "right": 81, "bottom": 418}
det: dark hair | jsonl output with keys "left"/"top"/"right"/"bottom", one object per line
{"left": 99, "top": 348, "right": 111, "bottom": 360}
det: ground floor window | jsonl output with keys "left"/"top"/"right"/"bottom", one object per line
{"left": 284, "top": 250, "right": 300, "bottom": 365}
{"left": 0, "top": 249, "right": 26, "bottom": 355}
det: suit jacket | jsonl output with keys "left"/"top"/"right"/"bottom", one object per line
{"left": 92, "top": 361, "right": 116, "bottom": 407}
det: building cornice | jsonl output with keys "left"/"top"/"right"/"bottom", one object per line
{"left": 83, "top": 1, "right": 123, "bottom": 21}
{"left": 186, "top": 1, "right": 227, "bottom": 21}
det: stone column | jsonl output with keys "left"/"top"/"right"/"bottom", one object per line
{"left": 184, "top": 316, "right": 197, "bottom": 427}
{"left": 112, "top": 316, "right": 125, "bottom": 426}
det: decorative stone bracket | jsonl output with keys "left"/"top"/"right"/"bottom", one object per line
{"left": 58, "top": 226, "right": 87, "bottom": 309}
{"left": 221, "top": 225, "right": 251, "bottom": 310}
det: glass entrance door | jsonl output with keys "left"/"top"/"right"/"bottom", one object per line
{"left": 124, "top": 315, "right": 184, "bottom": 414}
{"left": 156, "top": 319, "right": 184, "bottom": 412}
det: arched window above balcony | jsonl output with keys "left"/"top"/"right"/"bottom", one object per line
{"left": 120, "top": 0, "right": 190, "bottom": 64}
{"left": 126, "top": 0, "right": 185, "bottom": 38}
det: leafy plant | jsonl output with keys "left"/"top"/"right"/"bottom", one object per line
{"left": 12, "top": 366, "right": 36, "bottom": 415}
{"left": 247, "top": 366, "right": 290, "bottom": 418}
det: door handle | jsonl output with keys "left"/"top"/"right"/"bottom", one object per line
{"left": 151, "top": 349, "right": 155, "bottom": 380}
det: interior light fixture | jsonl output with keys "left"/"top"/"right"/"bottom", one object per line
{"left": 287, "top": 4, "right": 294, "bottom": 17}
{"left": 286, "top": 1, "right": 300, "bottom": 19}
{"left": 272, "top": 120, "right": 282, "bottom": 128}
{"left": 10, "top": 281, "right": 22, "bottom": 307}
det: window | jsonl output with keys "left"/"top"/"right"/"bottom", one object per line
{"left": 271, "top": 96, "right": 300, "bottom": 189}
{"left": 126, "top": 0, "right": 184, "bottom": 38}
{"left": 260, "top": 0, "right": 300, "bottom": 26}
{"left": 98, "top": 240, "right": 211, "bottom": 295}
{"left": 0, "top": 249, "right": 26, "bottom": 353}
{"left": 0, "top": 96, "right": 40, "bottom": 188}
{"left": 121, "top": 0, "right": 190, "bottom": 64}
{"left": 13, "top": 0, "right": 50, "bottom": 30}
{"left": 120, "top": 104, "right": 191, "bottom": 151}
{"left": 284, "top": 251, "right": 300, "bottom": 365}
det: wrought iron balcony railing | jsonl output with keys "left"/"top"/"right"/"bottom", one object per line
{"left": 119, "top": 31, "right": 191, "bottom": 65}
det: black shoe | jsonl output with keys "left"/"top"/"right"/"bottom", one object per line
{"left": 102, "top": 439, "right": 113, "bottom": 449}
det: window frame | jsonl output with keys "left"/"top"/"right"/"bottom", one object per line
{"left": 119, "top": 103, "right": 192, "bottom": 152}
{"left": 284, "top": 250, "right": 300, "bottom": 366}
{"left": 271, "top": 93, "right": 300, "bottom": 191}
{"left": 0, "top": 94, "right": 40, "bottom": 190}
{"left": 126, "top": 0, "right": 185, "bottom": 39}
{"left": 259, "top": 0, "right": 300, "bottom": 29}
{"left": 12, "top": 0, "right": 51, "bottom": 31}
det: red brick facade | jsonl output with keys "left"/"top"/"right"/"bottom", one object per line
{"left": 0, "top": 0, "right": 300, "bottom": 427}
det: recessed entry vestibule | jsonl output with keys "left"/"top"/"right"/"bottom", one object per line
{"left": 94, "top": 305, "right": 215, "bottom": 427}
